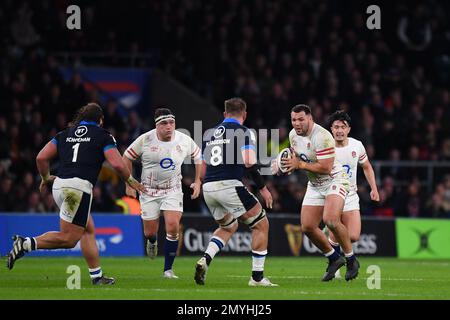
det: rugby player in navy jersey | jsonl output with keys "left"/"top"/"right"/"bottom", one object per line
{"left": 6, "top": 103, "right": 146, "bottom": 285}
{"left": 194, "top": 98, "right": 278, "bottom": 287}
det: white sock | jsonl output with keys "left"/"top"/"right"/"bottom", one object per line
{"left": 324, "top": 249, "right": 335, "bottom": 257}
{"left": 89, "top": 267, "right": 103, "bottom": 279}
{"left": 23, "top": 237, "right": 37, "bottom": 252}
{"left": 252, "top": 250, "right": 267, "bottom": 271}
{"left": 344, "top": 251, "right": 354, "bottom": 258}
{"left": 205, "top": 236, "right": 225, "bottom": 260}
{"left": 328, "top": 238, "right": 339, "bottom": 247}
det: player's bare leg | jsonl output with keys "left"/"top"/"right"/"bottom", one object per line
{"left": 162, "top": 210, "right": 182, "bottom": 278}
{"left": 80, "top": 216, "right": 115, "bottom": 285}
{"left": 81, "top": 216, "right": 99, "bottom": 268}
{"left": 7, "top": 220, "right": 84, "bottom": 270}
{"left": 323, "top": 195, "right": 360, "bottom": 281}
{"left": 301, "top": 205, "right": 334, "bottom": 252}
{"left": 323, "top": 195, "right": 352, "bottom": 253}
{"left": 194, "top": 213, "right": 238, "bottom": 285}
{"left": 301, "top": 205, "right": 345, "bottom": 281}
{"left": 240, "top": 203, "right": 278, "bottom": 287}
{"left": 36, "top": 219, "right": 84, "bottom": 249}
{"left": 329, "top": 210, "right": 361, "bottom": 279}
{"left": 329, "top": 210, "right": 361, "bottom": 244}
{"left": 143, "top": 217, "right": 160, "bottom": 259}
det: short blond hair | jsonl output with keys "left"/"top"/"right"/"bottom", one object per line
{"left": 224, "top": 97, "right": 247, "bottom": 116}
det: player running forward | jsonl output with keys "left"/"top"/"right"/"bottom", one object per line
{"left": 194, "top": 97, "right": 277, "bottom": 287}
{"left": 327, "top": 110, "right": 379, "bottom": 278}
{"left": 272, "top": 104, "right": 359, "bottom": 281}
{"left": 123, "top": 108, "right": 203, "bottom": 279}
{"left": 6, "top": 103, "right": 146, "bottom": 285}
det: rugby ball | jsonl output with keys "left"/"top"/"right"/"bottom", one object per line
{"left": 276, "top": 148, "right": 293, "bottom": 174}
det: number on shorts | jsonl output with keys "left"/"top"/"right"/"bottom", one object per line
{"left": 210, "top": 145, "right": 223, "bottom": 166}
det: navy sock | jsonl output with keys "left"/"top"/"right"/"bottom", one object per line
{"left": 252, "top": 271, "right": 263, "bottom": 282}
{"left": 203, "top": 253, "right": 213, "bottom": 266}
{"left": 164, "top": 238, "right": 178, "bottom": 271}
{"left": 327, "top": 250, "right": 340, "bottom": 262}
{"left": 148, "top": 235, "right": 157, "bottom": 244}
{"left": 330, "top": 243, "right": 341, "bottom": 256}
{"left": 346, "top": 254, "right": 356, "bottom": 263}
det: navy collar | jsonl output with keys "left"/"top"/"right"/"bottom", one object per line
{"left": 222, "top": 118, "right": 241, "bottom": 125}
{"left": 80, "top": 121, "right": 99, "bottom": 126}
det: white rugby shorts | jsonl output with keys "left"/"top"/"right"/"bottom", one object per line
{"left": 202, "top": 180, "right": 258, "bottom": 221}
{"left": 52, "top": 177, "right": 93, "bottom": 227}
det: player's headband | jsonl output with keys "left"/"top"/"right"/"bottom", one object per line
{"left": 155, "top": 114, "right": 175, "bottom": 125}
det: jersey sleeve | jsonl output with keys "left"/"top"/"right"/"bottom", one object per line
{"left": 102, "top": 132, "right": 118, "bottom": 152}
{"left": 314, "top": 131, "right": 335, "bottom": 160}
{"left": 189, "top": 137, "right": 202, "bottom": 162}
{"left": 358, "top": 141, "right": 368, "bottom": 164}
{"left": 240, "top": 128, "right": 256, "bottom": 152}
{"left": 51, "top": 131, "right": 63, "bottom": 146}
{"left": 124, "top": 133, "right": 145, "bottom": 160}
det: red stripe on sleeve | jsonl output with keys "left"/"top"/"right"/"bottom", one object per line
{"left": 316, "top": 147, "right": 334, "bottom": 154}
{"left": 127, "top": 149, "right": 138, "bottom": 158}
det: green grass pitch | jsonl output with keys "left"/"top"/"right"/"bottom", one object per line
{"left": 0, "top": 257, "right": 449, "bottom": 300}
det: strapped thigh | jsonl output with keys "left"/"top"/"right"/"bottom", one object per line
{"left": 242, "top": 209, "right": 266, "bottom": 229}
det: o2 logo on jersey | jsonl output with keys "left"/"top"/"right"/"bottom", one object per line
{"left": 343, "top": 164, "right": 352, "bottom": 178}
{"left": 160, "top": 157, "right": 176, "bottom": 170}
{"left": 75, "top": 126, "right": 88, "bottom": 137}
{"left": 299, "top": 153, "right": 312, "bottom": 163}
{"left": 214, "top": 126, "right": 226, "bottom": 138}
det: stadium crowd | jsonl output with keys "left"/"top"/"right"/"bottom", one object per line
{"left": 0, "top": 0, "right": 449, "bottom": 217}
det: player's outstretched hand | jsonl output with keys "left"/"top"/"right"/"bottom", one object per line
{"left": 39, "top": 175, "right": 57, "bottom": 193}
{"left": 190, "top": 180, "right": 202, "bottom": 199}
{"left": 259, "top": 186, "right": 273, "bottom": 209}
{"left": 370, "top": 189, "right": 380, "bottom": 202}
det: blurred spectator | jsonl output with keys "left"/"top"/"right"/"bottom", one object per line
{"left": 0, "top": 0, "right": 449, "bottom": 217}
{"left": 396, "top": 179, "right": 425, "bottom": 217}
{"left": 27, "top": 191, "right": 45, "bottom": 213}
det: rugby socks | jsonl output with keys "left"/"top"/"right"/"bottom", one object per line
{"left": 148, "top": 235, "right": 157, "bottom": 244}
{"left": 324, "top": 248, "right": 340, "bottom": 262}
{"left": 328, "top": 238, "right": 341, "bottom": 256}
{"left": 251, "top": 250, "right": 267, "bottom": 282}
{"left": 23, "top": 237, "right": 37, "bottom": 252}
{"left": 164, "top": 236, "right": 179, "bottom": 272}
{"left": 344, "top": 251, "right": 356, "bottom": 263}
{"left": 204, "top": 236, "right": 225, "bottom": 266}
{"left": 89, "top": 267, "right": 103, "bottom": 279}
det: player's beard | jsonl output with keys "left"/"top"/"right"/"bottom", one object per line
{"left": 295, "top": 122, "right": 309, "bottom": 136}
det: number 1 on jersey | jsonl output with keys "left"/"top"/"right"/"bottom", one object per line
{"left": 72, "top": 143, "right": 80, "bottom": 162}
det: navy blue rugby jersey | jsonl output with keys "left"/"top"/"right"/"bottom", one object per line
{"left": 51, "top": 121, "right": 117, "bottom": 186}
{"left": 203, "top": 118, "right": 256, "bottom": 183}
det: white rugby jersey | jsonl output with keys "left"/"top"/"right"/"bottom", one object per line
{"left": 335, "top": 137, "right": 368, "bottom": 192}
{"left": 125, "top": 129, "right": 201, "bottom": 196}
{"left": 289, "top": 123, "right": 345, "bottom": 186}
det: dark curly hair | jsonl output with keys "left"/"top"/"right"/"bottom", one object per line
{"left": 328, "top": 110, "right": 352, "bottom": 128}
{"left": 69, "top": 103, "right": 104, "bottom": 127}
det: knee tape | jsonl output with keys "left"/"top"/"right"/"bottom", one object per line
{"left": 219, "top": 216, "right": 238, "bottom": 230}
{"left": 243, "top": 209, "right": 266, "bottom": 229}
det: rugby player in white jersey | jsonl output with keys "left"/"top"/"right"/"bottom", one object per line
{"left": 123, "top": 108, "right": 203, "bottom": 279}
{"left": 327, "top": 110, "right": 379, "bottom": 278}
{"left": 272, "top": 104, "right": 359, "bottom": 281}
